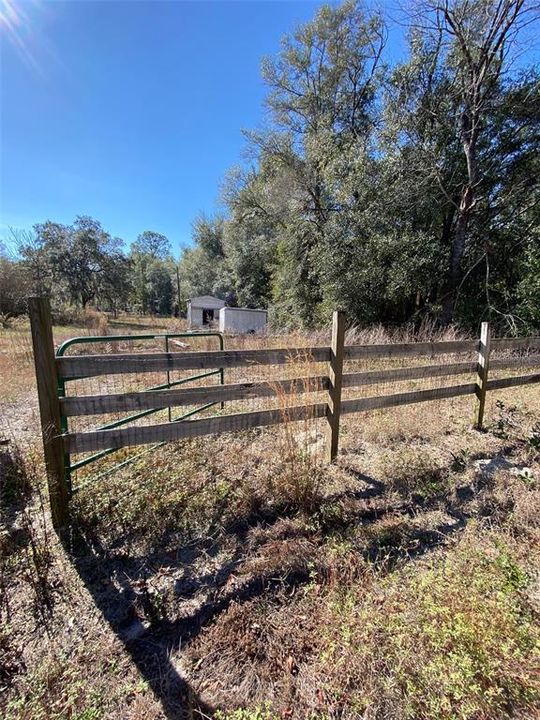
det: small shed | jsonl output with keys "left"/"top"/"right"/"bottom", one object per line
{"left": 187, "top": 295, "right": 226, "bottom": 327}
{"left": 219, "top": 306, "right": 268, "bottom": 334}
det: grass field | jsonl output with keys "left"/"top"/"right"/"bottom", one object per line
{"left": 1, "top": 311, "right": 539, "bottom": 719}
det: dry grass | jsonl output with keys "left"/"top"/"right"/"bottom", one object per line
{"left": 187, "top": 528, "right": 540, "bottom": 719}
{"left": 374, "top": 443, "right": 450, "bottom": 499}
{"left": 1, "top": 313, "right": 540, "bottom": 719}
{"left": 0, "top": 439, "right": 165, "bottom": 719}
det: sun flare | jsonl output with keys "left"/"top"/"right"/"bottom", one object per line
{"left": 1, "top": 0, "right": 45, "bottom": 74}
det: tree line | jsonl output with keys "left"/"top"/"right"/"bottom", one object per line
{"left": 0, "top": 219, "right": 178, "bottom": 323}
{"left": 180, "top": 0, "right": 539, "bottom": 332}
{"left": 1, "top": 0, "right": 538, "bottom": 333}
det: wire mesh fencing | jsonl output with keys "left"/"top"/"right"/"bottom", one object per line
{"left": 62, "top": 329, "right": 540, "bottom": 491}
{"left": 15, "top": 297, "right": 529, "bottom": 506}
{"left": 58, "top": 331, "right": 226, "bottom": 488}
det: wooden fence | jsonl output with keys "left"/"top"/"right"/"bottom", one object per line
{"left": 29, "top": 297, "right": 540, "bottom": 529}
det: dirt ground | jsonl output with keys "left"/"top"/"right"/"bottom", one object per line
{"left": 1, "top": 314, "right": 539, "bottom": 719}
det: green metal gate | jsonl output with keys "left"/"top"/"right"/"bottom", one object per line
{"left": 56, "top": 331, "right": 224, "bottom": 493}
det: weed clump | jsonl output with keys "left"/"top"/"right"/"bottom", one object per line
{"left": 318, "top": 533, "right": 540, "bottom": 719}
{"left": 478, "top": 468, "right": 540, "bottom": 533}
{"left": 377, "top": 444, "right": 449, "bottom": 499}
{"left": 526, "top": 420, "right": 540, "bottom": 459}
{"left": 215, "top": 705, "right": 278, "bottom": 720}
{"left": 258, "top": 451, "right": 323, "bottom": 515}
{"left": 492, "top": 399, "right": 522, "bottom": 440}
{"left": 0, "top": 445, "right": 32, "bottom": 509}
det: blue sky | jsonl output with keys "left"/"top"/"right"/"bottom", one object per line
{"left": 1, "top": 1, "right": 536, "bottom": 256}
{"left": 2, "top": 0, "right": 406, "bottom": 254}
{"left": 1, "top": 1, "right": 338, "bottom": 253}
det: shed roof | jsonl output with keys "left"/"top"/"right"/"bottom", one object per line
{"left": 188, "top": 295, "right": 226, "bottom": 308}
{"left": 221, "top": 306, "right": 268, "bottom": 314}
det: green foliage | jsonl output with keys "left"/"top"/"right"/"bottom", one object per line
{"left": 179, "top": 0, "right": 539, "bottom": 332}
{"left": 28, "top": 217, "right": 128, "bottom": 309}
{"left": 9, "top": 219, "right": 178, "bottom": 317}
{"left": 129, "top": 230, "right": 176, "bottom": 314}
{"left": 323, "top": 535, "right": 540, "bottom": 719}
{"left": 527, "top": 422, "right": 540, "bottom": 455}
{"left": 5, "top": 649, "right": 115, "bottom": 720}
{"left": 18, "top": 216, "right": 133, "bottom": 313}
{"left": 5, "top": 2, "right": 539, "bottom": 332}
{"left": 450, "top": 448, "right": 471, "bottom": 473}
{"left": 516, "top": 240, "right": 540, "bottom": 330}
{"left": 0, "top": 253, "right": 30, "bottom": 324}
{"left": 179, "top": 214, "right": 230, "bottom": 301}
{"left": 215, "top": 703, "right": 278, "bottom": 720}
{"left": 131, "top": 229, "right": 170, "bottom": 259}
{"left": 493, "top": 399, "right": 521, "bottom": 440}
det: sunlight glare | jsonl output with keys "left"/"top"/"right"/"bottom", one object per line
{"left": 1, "top": 0, "right": 47, "bottom": 76}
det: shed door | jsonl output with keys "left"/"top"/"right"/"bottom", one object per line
{"left": 202, "top": 308, "right": 214, "bottom": 324}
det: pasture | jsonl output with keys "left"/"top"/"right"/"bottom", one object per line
{"left": 1, "top": 309, "right": 540, "bottom": 719}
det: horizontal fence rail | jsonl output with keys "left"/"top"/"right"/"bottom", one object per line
{"left": 342, "top": 372, "right": 539, "bottom": 416}
{"left": 60, "top": 376, "right": 330, "bottom": 417}
{"left": 491, "top": 337, "right": 540, "bottom": 351}
{"left": 343, "top": 355, "right": 540, "bottom": 387}
{"left": 64, "top": 403, "right": 329, "bottom": 454}
{"left": 344, "top": 340, "right": 478, "bottom": 359}
{"left": 55, "top": 337, "right": 540, "bottom": 381}
{"left": 56, "top": 346, "right": 332, "bottom": 379}
{"left": 343, "top": 361, "right": 478, "bottom": 387}
{"left": 341, "top": 382, "right": 477, "bottom": 415}
{"left": 487, "top": 373, "right": 540, "bottom": 390}
{"left": 28, "top": 296, "right": 540, "bottom": 530}
{"left": 344, "top": 337, "right": 540, "bottom": 360}
{"left": 59, "top": 356, "right": 540, "bottom": 419}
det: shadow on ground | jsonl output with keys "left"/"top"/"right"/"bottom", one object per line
{"left": 62, "top": 456, "right": 497, "bottom": 718}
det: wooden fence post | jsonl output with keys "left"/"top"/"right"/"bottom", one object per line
{"left": 28, "top": 297, "right": 69, "bottom": 529}
{"left": 473, "top": 321, "right": 491, "bottom": 430}
{"left": 326, "top": 310, "right": 346, "bottom": 462}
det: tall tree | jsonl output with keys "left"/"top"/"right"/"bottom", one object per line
{"left": 179, "top": 215, "right": 229, "bottom": 299}
{"left": 242, "top": 1, "right": 386, "bottom": 324}
{"left": 129, "top": 230, "right": 174, "bottom": 314}
{"left": 0, "top": 241, "right": 30, "bottom": 325}
{"left": 21, "top": 216, "right": 127, "bottom": 309}
{"left": 131, "top": 230, "right": 171, "bottom": 259}
{"left": 421, "top": 0, "right": 532, "bottom": 322}
{"left": 384, "top": 1, "right": 538, "bottom": 327}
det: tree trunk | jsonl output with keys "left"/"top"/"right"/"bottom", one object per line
{"left": 441, "top": 135, "right": 476, "bottom": 324}
{"left": 441, "top": 194, "right": 469, "bottom": 323}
